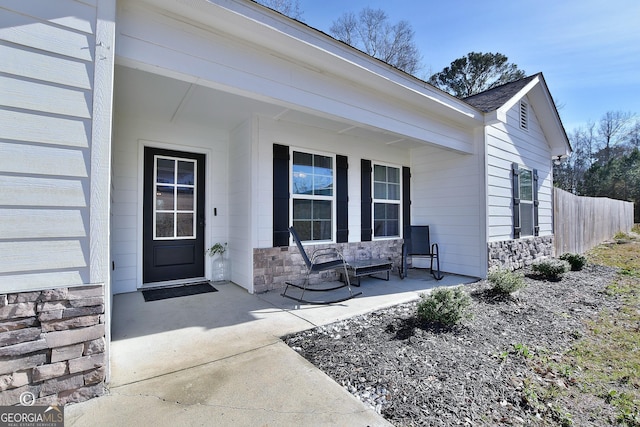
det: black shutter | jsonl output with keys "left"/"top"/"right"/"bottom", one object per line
{"left": 402, "top": 166, "right": 411, "bottom": 237}
{"left": 361, "top": 159, "right": 372, "bottom": 241}
{"left": 512, "top": 163, "right": 521, "bottom": 239}
{"left": 336, "top": 155, "right": 348, "bottom": 243}
{"left": 533, "top": 169, "right": 539, "bottom": 236}
{"left": 273, "top": 144, "right": 290, "bottom": 247}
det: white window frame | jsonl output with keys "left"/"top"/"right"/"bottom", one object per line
{"left": 290, "top": 148, "right": 336, "bottom": 244}
{"left": 518, "top": 166, "right": 534, "bottom": 237}
{"left": 372, "top": 162, "right": 402, "bottom": 240}
{"left": 153, "top": 155, "right": 197, "bottom": 240}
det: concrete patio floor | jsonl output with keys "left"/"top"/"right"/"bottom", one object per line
{"left": 65, "top": 270, "right": 478, "bottom": 426}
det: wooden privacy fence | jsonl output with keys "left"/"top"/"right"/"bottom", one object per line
{"left": 554, "top": 188, "right": 634, "bottom": 255}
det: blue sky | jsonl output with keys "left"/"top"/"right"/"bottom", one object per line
{"left": 297, "top": 0, "right": 640, "bottom": 133}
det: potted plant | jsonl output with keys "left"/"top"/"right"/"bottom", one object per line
{"left": 207, "top": 242, "right": 228, "bottom": 282}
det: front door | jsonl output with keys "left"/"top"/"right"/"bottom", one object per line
{"left": 143, "top": 147, "right": 205, "bottom": 284}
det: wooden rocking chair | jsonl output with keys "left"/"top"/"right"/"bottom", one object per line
{"left": 281, "top": 226, "right": 362, "bottom": 304}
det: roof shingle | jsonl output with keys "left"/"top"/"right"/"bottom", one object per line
{"left": 463, "top": 74, "right": 540, "bottom": 112}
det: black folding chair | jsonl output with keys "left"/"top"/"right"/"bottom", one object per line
{"left": 281, "top": 226, "right": 362, "bottom": 304}
{"left": 398, "top": 225, "right": 443, "bottom": 280}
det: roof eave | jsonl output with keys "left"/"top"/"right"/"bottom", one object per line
{"left": 145, "top": 0, "right": 484, "bottom": 127}
{"left": 486, "top": 74, "right": 572, "bottom": 158}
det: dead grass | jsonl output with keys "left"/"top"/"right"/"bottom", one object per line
{"left": 552, "top": 232, "right": 640, "bottom": 425}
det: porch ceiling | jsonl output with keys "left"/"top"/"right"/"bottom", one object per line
{"left": 113, "top": 65, "right": 426, "bottom": 149}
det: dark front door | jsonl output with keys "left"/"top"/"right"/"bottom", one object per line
{"left": 143, "top": 147, "right": 205, "bottom": 283}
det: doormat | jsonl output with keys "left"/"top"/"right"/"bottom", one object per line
{"left": 142, "top": 282, "right": 217, "bottom": 302}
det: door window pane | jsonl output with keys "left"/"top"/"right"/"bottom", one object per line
{"left": 154, "top": 155, "right": 197, "bottom": 239}
{"left": 156, "top": 186, "right": 174, "bottom": 210}
{"left": 156, "top": 213, "right": 174, "bottom": 237}
{"left": 177, "top": 213, "right": 194, "bottom": 237}
{"left": 177, "top": 161, "right": 195, "bottom": 185}
{"left": 177, "top": 187, "right": 194, "bottom": 210}
{"left": 156, "top": 159, "right": 175, "bottom": 184}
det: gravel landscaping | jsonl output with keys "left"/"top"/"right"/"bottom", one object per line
{"left": 284, "top": 264, "right": 622, "bottom": 426}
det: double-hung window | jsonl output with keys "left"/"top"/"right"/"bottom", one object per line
{"left": 291, "top": 150, "right": 334, "bottom": 242}
{"left": 519, "top": 168, "right": 534, "bottom": 236}
{"left": 512, "top": 163, "right": 538, "bottom": 238}
{"left": 373, "top": 163, "right": 401, "bottom": 238}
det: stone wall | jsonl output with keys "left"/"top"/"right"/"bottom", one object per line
{"left": 488, "top": 236, "right": 554, "bottom": 271}
{"left": 253, "top": 239, "right": 403, "bottom": 293}
{"left": 0, "top": 285, "right": 106, "bottom": 406}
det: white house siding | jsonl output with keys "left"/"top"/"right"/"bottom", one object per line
{"left": 487, "top": 96, "right": 554, "bottom": 242}
{"left": 0, "top": 0, "right": 115, "bottom": 406}
{"left": 410, "top": 137, "right": 486, "bottom": 278}
{"left": 0, "top": 0, "right": 97, "bottom": 292}
{"left": 110, "top": 114, "right": 229, "bottom": 294}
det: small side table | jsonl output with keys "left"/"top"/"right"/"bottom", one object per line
{"left": 346, "top": 259, "right": 393, "bottom": 286}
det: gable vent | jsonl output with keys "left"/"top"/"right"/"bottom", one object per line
{"left": 519, "top": 100, "right": 529, "bottom": 130}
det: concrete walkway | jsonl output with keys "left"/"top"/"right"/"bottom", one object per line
{"left": 65, "top": 272, "right": 477, "bottom": 426}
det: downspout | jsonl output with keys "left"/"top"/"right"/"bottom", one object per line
{"left": 480, "top": 124, "right": 489, "bottom": 278}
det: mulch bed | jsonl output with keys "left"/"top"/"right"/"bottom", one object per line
{"left": 283, "top": 264, "right": 621, "bottom": 426}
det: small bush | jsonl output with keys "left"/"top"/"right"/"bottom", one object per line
{"left": 614, "top": 231, "right": 631, "bottom": 242}
{"left": 417, "top": 287, "right": 472, "bottom": 326}
{"left": 559, "top": 253, "right": 587, "bottom": 271}
{"left": 487, "top": 267, "right": 525, "bottom": 295}
{"left": 532, "top": 258, "right": 570, "bottom": 281}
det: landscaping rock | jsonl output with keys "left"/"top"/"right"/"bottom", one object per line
{"left": 284, "top": 264, "right": 619, "bottom": 426}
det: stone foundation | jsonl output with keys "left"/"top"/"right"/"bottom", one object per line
{"left": 253, "top": 239, "right": 403, "bottom": 293}
{"left": 0, "top": 285, "right": 106, "bottom": 406}
{"left": 488, "top": 236, "right": 554, "bottom": 271}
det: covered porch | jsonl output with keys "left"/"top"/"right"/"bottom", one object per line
{"left": 67, "top": 271, "right": 475, "bottom": 424}
{"left": 108, "top": 271, "right": 477, "bottom": 387}
{"left": 110, "top": 0, "right": 487, "bottom": 298}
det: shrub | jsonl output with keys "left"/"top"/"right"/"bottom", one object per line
{"left": 487, "top": 267, "right": 525, "bottom": 295}
{"left": 532, "top": 258, "right": 570, "bottom": 281}
{"left": 614, "top": 231, "right": 630, "bottom": 242}
{"left": 559, "top": 253, "right": 587, "bottom": 271}
{"left": 417, "top": 287, "right": 472, "bottom": 326}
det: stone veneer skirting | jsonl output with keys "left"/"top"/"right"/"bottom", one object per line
{"left": 488, "top": 236, "right": 555, "bottom": 271}
{"left": 253, "top": 239, "right": 403, "bottom": 293}
{"left": 0, "top": 285, "right": 106, "bottom": 406}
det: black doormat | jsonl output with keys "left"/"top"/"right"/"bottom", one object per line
{"left": 142, "top": 282, "right": 217, "bottom": 302}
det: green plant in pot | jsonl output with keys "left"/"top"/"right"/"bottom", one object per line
{"left": 207, "top": 242, "right": 227, "bottom": 257}
{"left": 207, "top": 242, "right": 228, "bottom": 282}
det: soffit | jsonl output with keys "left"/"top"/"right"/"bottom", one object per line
{"left": 113, "top": 65, "right": 427, "bottom": 149}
